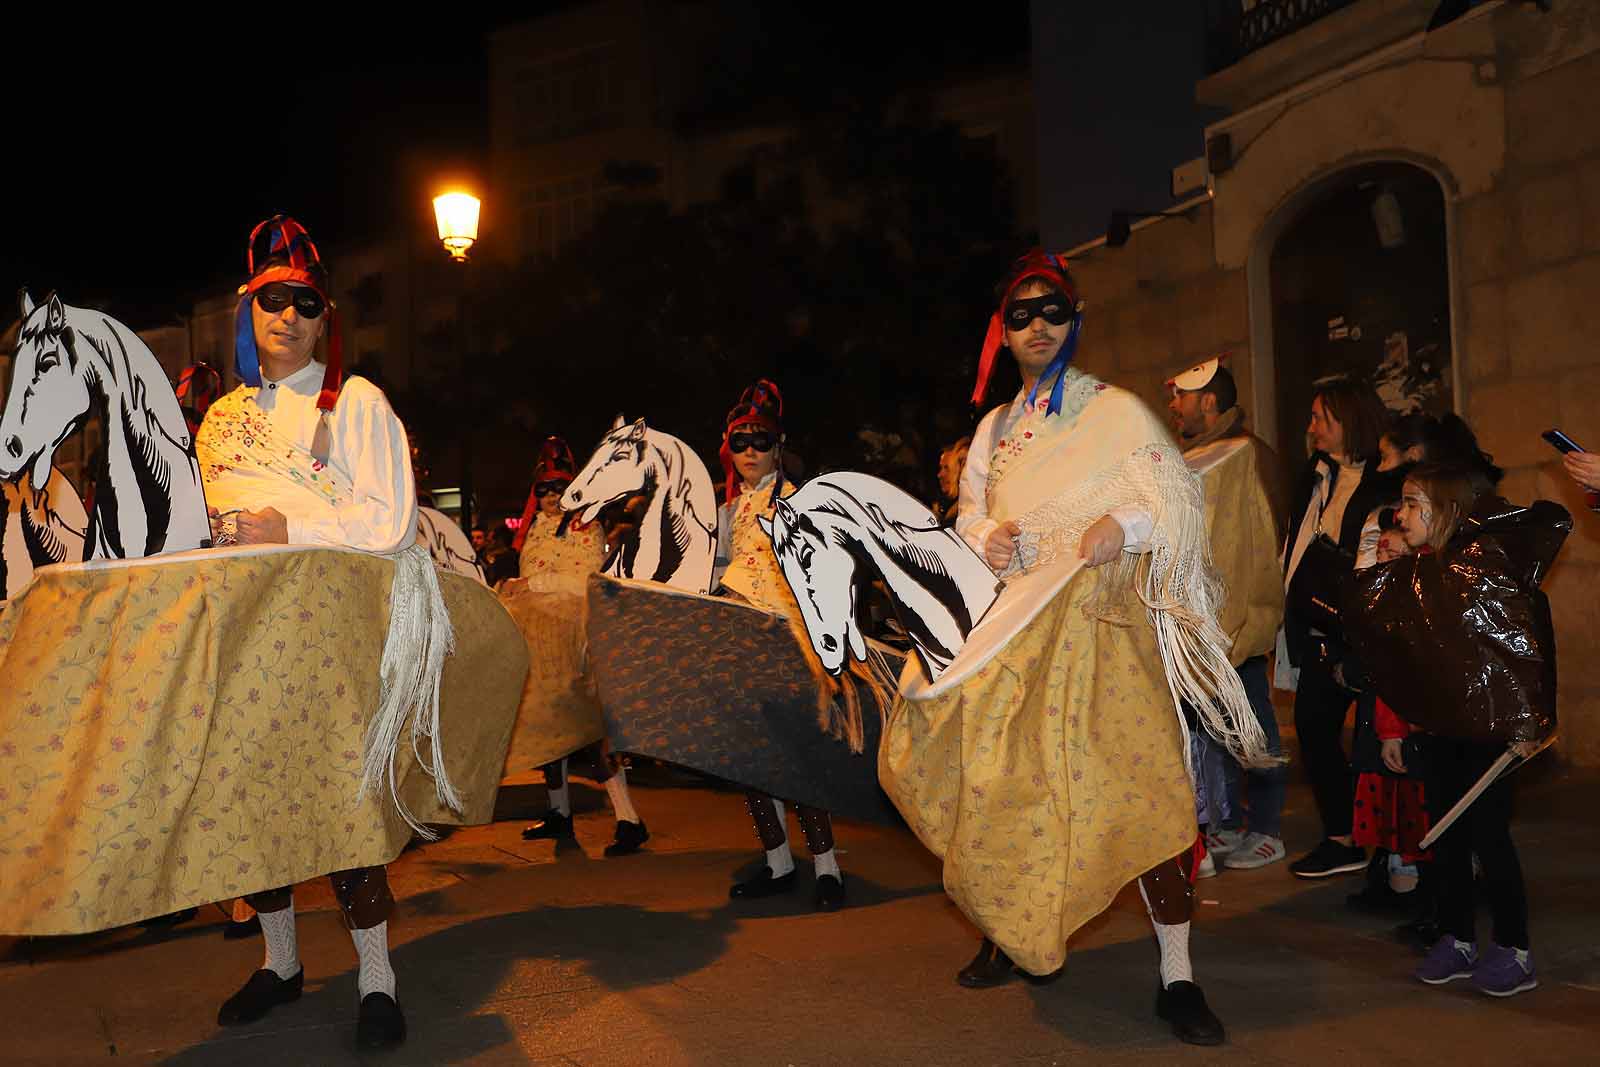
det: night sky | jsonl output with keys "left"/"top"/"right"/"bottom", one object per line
{"left": 1, "top": 13, "right": 511, "bottom": 325}
{"left": 3, "top": 4, "right": 1204, "bottom": 326}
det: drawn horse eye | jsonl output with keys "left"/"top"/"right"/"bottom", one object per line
{"left": 609, "top": 449, "right": 630, "bottom": 463}
{"left": 36, "top": 350, "right": 60, "bottom": 373}
{"left": 798, "top": 543, "right": 814, "bottom": 573}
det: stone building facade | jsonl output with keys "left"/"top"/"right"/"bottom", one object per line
{"left": 1058, "top": 0, "right": 1600, "bottom": 764}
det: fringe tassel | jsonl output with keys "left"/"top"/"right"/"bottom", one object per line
{"left": 1137, "top": 474, "right": 1280, "bottom": 772}
{"left": 783, "top": 613, "right": 894, "bottom": 754}
{"left": 358, "top": 541, "right": 462, "bottom": 838}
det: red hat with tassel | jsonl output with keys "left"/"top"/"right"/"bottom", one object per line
{"left": 720, "top": 379, "right": 785, "bottom": 506}
{"left": 235, "top": 215, "right": 343, "bottom": 416}
{"left": 971, "top": 249, "right": 1084, "bottom": 415}
{"left": 512, "top": 436, "right": 579, "bottom": 551}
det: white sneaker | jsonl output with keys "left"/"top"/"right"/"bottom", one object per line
{"left": 1196, "top": 850, "right": 1217, "bottom": 878}
{"left": 1204, "top": 829, "right": 1243, "bottom": 856}
{"left": 1222, "top": 833, "right": 1286, "bottom": 870}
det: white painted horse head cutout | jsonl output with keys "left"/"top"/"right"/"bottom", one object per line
{"left": 1, "top": 292, "right": 211, "bottom": 560}
{"left": 758, "top": 471, "right": 999, "bottom": 682}
{"left": 562, "top": 414, "right": 716, "bottom": 593}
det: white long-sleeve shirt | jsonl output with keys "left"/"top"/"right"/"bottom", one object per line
{"left": 955, "top": 389, "right": 1152, "bottom": 562}
{"left": 198, "top": 360, "right": 417, "bottom": 555}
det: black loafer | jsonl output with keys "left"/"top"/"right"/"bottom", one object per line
{"left": 603, "top": 820, "right": 650, "bottom": 857}
{"left": 956, "top": 939, "right": 1016, "bottom": 989}
{"left": 222, "top": 915, "right": 261, "bottom": 940}
{"left": 814, "top": 873, "right": 846, "bottom": 912}
{"left": 1155, "top": 980, "right": 1225, "bottom": 1046}
{"left": 217, "top": 968, "right": 304, "bottom": 1026}
{"left": 356, "top": 991, "right": 407, "bottom": 1051}
{"left": 729, "top": 865, "right": 797, "bottom": 900}
{"left": 522, "top": 811, "right": 575, "bottom": 840}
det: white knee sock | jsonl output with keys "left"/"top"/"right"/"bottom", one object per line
{"left": 351, "top": 921, "right": 397, "bottom": 1000}
{"left": 258, "top": 905, "right": 301, "bottom": 980}
{"left": 1138, "top": 882, "right": 1194, "bottom": 987}
{"left": 766, "top": 845, "right": 796, "bottom": 877}
{"left": 813, "top": 848, "right": 841, "bottom": 880}
{"left": 1150, "top": 919, "right": 1194, "bottom": 987}
{"left": 548, "top": 759, "right": 570, "bottom": 816}
{"left": 605, "top": 769, "right": 640, "bottom": 823}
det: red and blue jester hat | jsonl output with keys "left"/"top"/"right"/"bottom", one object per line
{"left": 233, "top": 215, "right": 343, "bottom": 413}
{"left": 970, "top": 249, "right": 1085, "bottom": 417}
{"left": 720, "top": 378, "right": 785, "bottom": 507}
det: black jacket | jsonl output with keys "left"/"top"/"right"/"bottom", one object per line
{"left": 1282, "top": 453, "right": 1405, "bottom": 667}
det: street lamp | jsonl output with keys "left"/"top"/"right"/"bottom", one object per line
{"left": 433, "top": 192, "right": 481, "bottom": 262}
{"left": 432, "top": 189, "right": 483, "bottom": 530}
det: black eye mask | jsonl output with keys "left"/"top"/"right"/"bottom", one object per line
{"left": 1005, "top": 293, "right": 1072, "bottom": 330}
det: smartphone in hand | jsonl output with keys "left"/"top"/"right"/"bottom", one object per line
{"left": 1543, "top": 429, "right": 1585, "bottom": 454}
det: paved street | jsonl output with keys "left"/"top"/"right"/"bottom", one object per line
{"left": 3, "top": 762, "right": 1598, "bottom": 1066}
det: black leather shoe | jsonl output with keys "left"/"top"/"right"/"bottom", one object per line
{"left": 603, "top": 820, "right": 650, "bottom": 857}
{"left": 222, "top": 915, "right": 261, "bottom": 940}
{"left": 1156, "top": 980, "right": 1226, "bottom": 1046}
{"left": 814, "top": 873, "right": 846, "bottom": 912}
{"left": 728, "top": 865, "right": 797, "bottom": 900}
{"left": 522, "top": 811, "right": 575, "bottom": 840}
{"left": 956, "top": 939, "right": 1016, "bottom": 989}
{"left": 356, "top": 991, "right": 407, "bottom": 1051}
{"left": 217, "top": 968, "right": 304, "bottom": 1026}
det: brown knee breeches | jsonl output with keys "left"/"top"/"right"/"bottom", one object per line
{"left": 243, "top": 865, "right": 395, "bottom": 930}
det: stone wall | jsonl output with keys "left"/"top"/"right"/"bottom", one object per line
{"left": 1063, "top": 2, "right": 1600, "bottom": 765}
{"left": 1459, "top": 14, "right": 1600, "bottom": 766}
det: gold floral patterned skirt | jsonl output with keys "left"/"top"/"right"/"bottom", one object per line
{"left": 881, "top": 567, "right": 1195, "bottom": 975}
{"left": 496, "top": 582, "right": 606, "bottom": 777}
{"left": 0, "top": 546, "right": 527, "bottom": 935}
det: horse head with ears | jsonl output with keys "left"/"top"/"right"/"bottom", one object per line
{"left": 0, "top": 293, "right": 93, "bottom": 488}
{"left": 561, "top": 414, "right": 652, "bottom": 526}
{"left": 2, "top": 291, "right": 209, "bottom": 559}
{"left": 760, "top": 494, "right": 867, "bottom": 676}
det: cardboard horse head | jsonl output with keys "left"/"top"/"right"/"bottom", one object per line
{"left": 760, "top": 471, "right": 998, "bottom": 681}
{"left": 0, "top": 292, "right": 210, "bottom": 564}
{"left": 562, "top": 414, "right": 716, "bottom": 593}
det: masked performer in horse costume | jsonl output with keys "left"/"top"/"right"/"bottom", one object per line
{"left": 880, "top": 252, "right": 1270, "bottom": 1046}
{"left": 507, "top": 436, "right": 650, "bottom": 856}
{"left": 717, "top": 380, "right": 851, "bottom": 911}
{"left": 195, "top": 216, "right": 425, "bottom": 1050}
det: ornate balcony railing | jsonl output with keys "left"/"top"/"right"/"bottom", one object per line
{"left": 1205, "top": 0, "right": 1359, "bottom": 72}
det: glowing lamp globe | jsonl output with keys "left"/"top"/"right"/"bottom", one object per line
{"left": 433, "top": 192, "right": 481, "bottom": 261}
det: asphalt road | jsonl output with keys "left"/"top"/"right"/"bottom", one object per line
{"left": 2, "top": 763, "right": 1597, "bottom": 1066}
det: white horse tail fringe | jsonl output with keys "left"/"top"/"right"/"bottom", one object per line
{"left": 360, "top": 541, "right": 462, "bottom": 838}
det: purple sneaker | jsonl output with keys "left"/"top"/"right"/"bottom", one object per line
{"left": 1415, "top": 937, "right": 1477, "bottom": 985}
{"left": 1472, "top": 944, "right": 1537, "bottom": 998}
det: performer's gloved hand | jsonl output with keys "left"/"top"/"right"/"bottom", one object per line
{"left": 236, "top": 507, "right": 289, "bottom": 545}
{"left": 1078, "top": 515, "right": 1124, "bottom": 567}
{"left": 984, "top": 520, "right": 1023, "bottom": 571}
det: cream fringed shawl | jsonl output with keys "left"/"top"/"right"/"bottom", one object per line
{"left": 988, "top": 369, "right": 1274, "bottom": 769}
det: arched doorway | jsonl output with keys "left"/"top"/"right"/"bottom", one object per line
{"left": 1266, "top": 162, "right": 1454, "bottom": 470}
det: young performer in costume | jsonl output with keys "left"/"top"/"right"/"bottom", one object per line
{"left": 886, "top": 252, "right": 1269, "bottom": 1045}
{"left": 513, "top": 436, "right": 650, "bottom": 856}
{"left": 716, "top": 381, "right": 847, "bottom": 912}
{"left": 195, "top": 216, "right": 412, "bottom": 1050}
